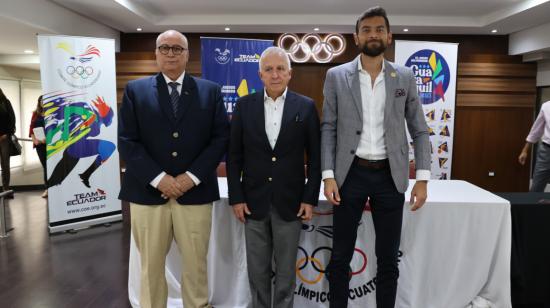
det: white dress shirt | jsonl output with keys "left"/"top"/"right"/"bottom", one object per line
{"left": 150, "top": 71, "right": 201, "bottom": 188}
{"left": 264, "top": 88, "right": 288, "bottom": 149}
{"left": 355, "top": 59, "right": 387, "bottom": 160}
{"left": 322, "top": 59, "right": 430, "bottom": 181}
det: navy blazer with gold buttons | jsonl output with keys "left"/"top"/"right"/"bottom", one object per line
{"left": 227, "top": 90, "right": 321, "bottom": 221}
{"left": 118, "top": 73, "right": 229, "bottom": 205}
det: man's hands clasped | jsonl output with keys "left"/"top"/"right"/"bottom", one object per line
{"left": 158, "top": 173, "right": 196, "bottom": 199}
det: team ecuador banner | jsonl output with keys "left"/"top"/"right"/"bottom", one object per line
{"left": 38, "top": 35, "right": 121, "bottom": 233}
{"left": 395, "top": 40, "right": 458, "bottom": 180}
{"left": 200, "top": 37, "right": 273, "bottom": 116}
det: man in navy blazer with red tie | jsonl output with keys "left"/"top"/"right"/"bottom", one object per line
{"left": 118, "top": 30, "right": 229, "bottom": 308}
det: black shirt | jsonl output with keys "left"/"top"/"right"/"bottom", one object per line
{"left": 0, "top": 98, "right": 16, "bottom": 135}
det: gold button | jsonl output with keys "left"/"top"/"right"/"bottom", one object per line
{"left": 172, "top": 152, "right": 178, "bottom": 157}
{"left": 173, "top": 132, "right": 179, "bottom": 138}
{"left": 272, "top": 157, "right": 277, "bottom": 162}
{"left": 268, "top": 177, "right": 272, "bottom": 182}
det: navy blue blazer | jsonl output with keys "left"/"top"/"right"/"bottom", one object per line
{"left": 227, "top": 90, "right": 321, "bottom": 221}
{"left": 118, "top": 73, "right": 229, "bottom": 205}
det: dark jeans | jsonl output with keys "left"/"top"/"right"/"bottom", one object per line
{"left": 327, "top": 159, "right": 405, "bottom": 308}
{"left": 35, "top": 144, "right": 47, "bottom": 186}
{"left": 0, "top": 136, "right": 10, "bottom": 190}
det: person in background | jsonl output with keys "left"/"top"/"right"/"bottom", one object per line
{"left": 0, "top": 87, "right": 16, "bottom": 198}
{"left": 29, "top": 95, "right": 48, "bottom": 198}
{"left": 518, "top": 100, "right": 550, "bottom": 192}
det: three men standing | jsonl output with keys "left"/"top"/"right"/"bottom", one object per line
{"left": 121, "top": 7, "right": 430, "bottom": 306}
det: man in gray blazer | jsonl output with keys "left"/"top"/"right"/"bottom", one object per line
{"left": 321, "top": 6, "right": 431, "bottom": 308}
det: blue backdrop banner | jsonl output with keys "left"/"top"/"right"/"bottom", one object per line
{"left": 201, "top": 37, "right": 273, "bottom": 116}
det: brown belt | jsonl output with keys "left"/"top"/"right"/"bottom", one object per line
{"left": 355, "top": 157, "right": 389, "bottom": 169}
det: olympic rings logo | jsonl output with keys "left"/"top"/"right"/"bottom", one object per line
{"left": 295, "top": 246, "right": 367, "bottom": 285}
{"left": 65, "top": 65, "right": 94, "bottom": 79}
{"left": 277, "top": 33, "right": 346, "bottom": 63}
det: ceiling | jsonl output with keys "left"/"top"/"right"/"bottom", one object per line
{"left": 1, "top": 0, "right": 550, "bottom": 70}
{"left": 50, "top": 0, "right": 550, "bottom": 34}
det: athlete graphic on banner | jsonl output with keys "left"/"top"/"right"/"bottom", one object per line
{"left": 45, "top": 92, "right": 115, "bottom": 188}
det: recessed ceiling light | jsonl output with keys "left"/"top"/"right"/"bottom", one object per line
{"left": 136, "top": 27, "right": 142, "bottom": 31}
{"left": 491, "top": 29, "right": 498, "bottom": 33}
{"left": 314, "top": 27, "right": 320, "bottom": 31}
{"left": 404, "top": 28, "right": 409, "bottom": 32}
{"left": 24, "top": 50, "right": 34, "bottom": 54}
{"left": 225, "top": 27, "right": 231, "bottom": 31}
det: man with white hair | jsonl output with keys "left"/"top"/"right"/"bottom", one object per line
{"left": 227, "top": 46, "right": 321, "bottom": 308}
{"left": 118, "top": 30, "right": 229, "bottom": 308}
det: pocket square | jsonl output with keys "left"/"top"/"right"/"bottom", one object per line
{"left": 395, "top": 88, "right": 406, "bottom": 97}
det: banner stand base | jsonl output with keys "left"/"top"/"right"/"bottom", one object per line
{"left": 48, "top": 213, "right": 122, "bottom": 234}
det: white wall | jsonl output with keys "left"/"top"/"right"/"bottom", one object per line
{"left": 509, "top": 21, "right": 550, "bottom": 56}
{"left": 537, "top": 60, "right": 550, "bottom": 87}
{"left": 0, "top": 66, "right": 40, "bottom": 80}
{"left": 0, "top": 0, "right": 120, "bottom": 52}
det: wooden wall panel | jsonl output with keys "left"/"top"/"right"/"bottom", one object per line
{"left": 457, "top": 93, "right": 536, "bottom": 108}
{"left": 458, "top": 63, "right": 536, "bottom": 77}
{"left": 459, "top": 54, "right": 524, "bottom": 64}
{"left": 117, "top": 32, "right": 537, "bottom": 192}
{"left": 116, "top": 60, "right": 158, "bottom": 74}
{"left": 452, "top": 107, "right": 532, "bottom": 192}
{"left": 458, "top": 77, "right": 536, "bottom": 93}
{"left": 288, "top": 64, "right": 331, "bottom": 114}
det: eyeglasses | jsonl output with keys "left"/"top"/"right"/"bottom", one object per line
{"left": 157, "top": 45, "right": 188, "bottom": 55}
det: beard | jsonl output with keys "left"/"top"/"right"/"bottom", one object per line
{"left": 360, "top": 39, "right": 387, "bottom": 57}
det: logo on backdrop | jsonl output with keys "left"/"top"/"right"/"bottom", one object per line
{"left": 214, "top": 48, "right": 231, "bottom": 64}
{"left": 302, "top": 224, "right": 334, "bottom": 238}
{"left": 56, "top": 43, "right": 102, "bottom": 89}
{"left": 438, "top": 141, "right": 449, "bottom": 154}
{"left": 233, "top": 53, "right": 261, "bottom": 63}
{"left": 66, "top": 188, "right": 106, "bottom": 206}
{"left": 201, "top": 37, "right": 273, "bottom": 117}
{"left": 439, "top": 125, "right": 450, "bottom": 137}
{"left": 278, "top": 33, "right": 346, "bottom": 63}
{"left": 296, "top": 246, "right": 368, "bottom": 285}
{"left": 294, "top": 246, "right": 405, "bottom": 303}
{"left": 405, "top": 49, "right": 450, "bottom": 105}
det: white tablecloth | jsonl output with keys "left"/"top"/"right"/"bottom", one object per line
{"left": 129, "top": 179, "right": 511, "bottom": 308}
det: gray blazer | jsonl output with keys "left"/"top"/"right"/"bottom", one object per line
{"left": 321, "top": 56, "right": 430, "bottom": 193}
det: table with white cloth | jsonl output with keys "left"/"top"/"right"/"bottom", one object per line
{"left": 128, "top": 179, "right": 511, "bottom": 308}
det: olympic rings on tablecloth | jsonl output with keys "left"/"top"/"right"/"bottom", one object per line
{"left": 296, "top": 245, "right": 367, "bottom": 284}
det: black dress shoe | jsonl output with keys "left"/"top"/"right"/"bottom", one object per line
{"left": 3, "top": 193, "right": 14, "bottom": 199}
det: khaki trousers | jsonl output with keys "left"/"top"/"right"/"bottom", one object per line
{"left": 131, "top": 200, "right": 212, "bottom": 308}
